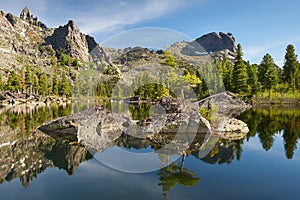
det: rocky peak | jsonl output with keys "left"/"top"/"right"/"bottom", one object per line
{"left": 66, "top": 20, "right": 77, "bottom": 31}
{"left": 19, "top": 7, "right": 47, "bottom": 29}
{"left": 195, "top": 32, "right": 237, "bottom": 53}
{"left": 46, "top": 20, "right": 97, "bottom": 61}
{"left": 20, "top": 7, "right": 31, "bottom": 21}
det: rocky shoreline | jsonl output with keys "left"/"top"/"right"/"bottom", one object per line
{"left": 38, "top": 92, "right": 251, "bottom": 152}
{"left": 0, "top": 91, "right": 72, "bottom": 107}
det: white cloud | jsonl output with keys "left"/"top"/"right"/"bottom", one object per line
{"left": 75, "top": 0, "right": 187, "bottom": 34}
{"left": 0, "top": 0, "right": 191, "bottom": 35}
{"left": 244, "top": 42, "right": 285, "bottom": 61}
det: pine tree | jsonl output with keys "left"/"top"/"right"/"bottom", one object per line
{"left": 232, "top": 44, "right": 249, "bottom": 95}
{"left": 25, "top": 66, "right": 33, "bottom": 94}
{"left": 220, "top": 56, "right": 234, "bottom": 92}
{"left": 283, "top": 44, "right": 299, "bottom": 93}
{"left": 246, "top": 62, "right": 259, "bottom": 96}
{"left": 0, "top": 74, "right": 3, "bottom": 91}
{"left": 39, "top": 73, "right": 48, "bottom": 96}
{"left": 52, "top": 73, "right": 59, "bottom": 96}
{"left": 32, "top": 73, "right": 39, "bottom": 94}
{"left": 20, "top": 67, "right": 26, "bottom": 93}
{"left": 259, "top": 53, "right": 278, "bottom": 98}
{"left": 59, "top": 72, "right": 72, "bottom": 97}
{"left": 6, "top": 71, "right": 21, "bottom": 91}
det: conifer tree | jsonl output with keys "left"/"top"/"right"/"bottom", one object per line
{"left": 259, "top": 53, "right": 278, "bottom": 98}
{"left": 52, "top": 73, "right": 59, "bottom": 96}
{"left": 25, "top": 66, "right": 33, "bottom": 94}
{"left": 6, "top": 71, "right": 21, "bottom": 91}
{"left": 0, "top": 74, "right": 3, "bottom": 91}
{"left": 232, "top": 44, "right": 249, "bottom": 95}
{"left": 246, "top": 62, "right": 259, "bottom": 96}
{"left": 283, "top": 44, "right": 299, "bottom": 93}
{"left": 59, "top": 72, "right": 72, "bottom": 97}
{"left": 39, "top": 73, "right": 48, "bottom": 96}
{"left": 20, "top": 67, "right": 26, "bottom": 93}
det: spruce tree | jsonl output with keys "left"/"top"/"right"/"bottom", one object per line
{"left": 259, "top": 53, "right": 278, "bottom": 98}
{"left": 232, "top": 44, "right": 249, "bottom": 95}
{"left": 20, "top": 67, "right": 26, "bottom": 93}
{"left": 39, "top": 73, "right": 48, "bottom": 96}
{"left": 6, "top": 71, "right": 21, "bottom": 91}
{"left": 25, "top": 66, "right": 33, "bottom": 94}
{"left": 52, "top": 73, "right": 59, "bottom": 96}
{"left": 283, "top": 44, "right": 299, "bottom": 93}
{"left": 32, "top": 73, "right": 39, "bottom": 94}
{"left": 246, "top": 62, "right": 259, "bottom": 96}
{"left": 0, "top": 74, "right": 3, "bottom": 91}
{"left": 59, "top": 72, "right": 72, "bottom": 97}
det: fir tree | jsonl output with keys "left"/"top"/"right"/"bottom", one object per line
{"left": 0, "top": 74, "right": 3, "bottom": 91}
{"left": 246, "top": 62, "right": 259, "bottom": 96}
{"left": 283, "top": 44, "right": 299, "bottom": 93}
{"left": 59, "top": 72, "right": 73, "bottom": 97}
{"left": 25, "top": 66, "right": 33, "bottom": 94}
{"left": 259, "top": 54, "right": 278, "bottom": 98}
{"left": 52, "top": 73, "right": 59, "bottom": 96}
{"left": 6, "top": 71, "right": 21, "bottom": 91}
{"left": 20, "top": 67, "right": 26, "bottom": 93}
{"left": 232, "top": 44, "right": 249, "bottom": 95}
{"left": 39, "top": 73, "right": 48, "bottom": 96}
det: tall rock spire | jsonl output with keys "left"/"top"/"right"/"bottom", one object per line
{"left": 20, "top": 7, "right": 31, "bottom": 21}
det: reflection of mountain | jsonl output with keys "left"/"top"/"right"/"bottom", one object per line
{"left": 0, "top": 131, "right": 91, "bottom": 187}
{"left": 238, "top": 108, "right": 300, "bottom": 159}
{"left": 0, "top": 104, "right": 92, "bottom": 187}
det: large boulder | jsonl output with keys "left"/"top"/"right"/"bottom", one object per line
{"left": 198, "top": 91, "right": 252, "bottom": 117}
{"left": 38, "top": 105, "right": 130, "bottom": 152}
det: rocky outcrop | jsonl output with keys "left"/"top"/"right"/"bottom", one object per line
{"left": 46, "top": 20, "right": 95, "bottom": 61}
{"left": 214, "top": 115, "right": 249, "bottom": 134}
{"left": 198, "top": 91, "right": 252, "bottom": 117}
{"left": 19, "top": 7, "right": 47, "bottom": 29}
{"left": 168, "top": 32, "right": 237, "bottom": 62}
{"left": 38, "top": 105, "right": 130, "bottom": 152}
{"left": 195, "top": 32, "right": 237, "bottom": 53}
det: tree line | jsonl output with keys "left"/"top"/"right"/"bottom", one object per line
{"left": 216, "top": 44, "right": 300, "bottom": 99}
{"left": 1, "top": 44, "right": 299, "bottom": 101}
{"left": 0, "top": 66, "right": 73, "bottom": 97}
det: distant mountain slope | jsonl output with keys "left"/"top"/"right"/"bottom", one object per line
{"left": 0, "top": 7, "right": 98, "bottom": 74}
{"left": 0, "top": 7, "right": 238, "bottom": 78}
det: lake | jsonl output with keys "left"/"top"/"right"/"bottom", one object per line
{"left": 0, "top": 103, "right": 300, "bottom": 200}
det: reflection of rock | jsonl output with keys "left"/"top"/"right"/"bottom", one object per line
{"left": 193, "top": 140, "right": 242, "bottom": 165}
{"left": 42, "top": 139, "right": 92, "bottom": 175}
{"left": 0, "top": 131, "right": 91, "bottom": 187}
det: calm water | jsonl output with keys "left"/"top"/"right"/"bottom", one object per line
{"left": 0, "top": 103, "right": 300, "bottom": 200}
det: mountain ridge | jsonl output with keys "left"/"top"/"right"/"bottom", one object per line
{"left": 0, "top": 7, "right": 237, "bottom": 78}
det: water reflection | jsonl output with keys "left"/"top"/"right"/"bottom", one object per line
{"left": 0, "top": 104, "right": 300, "bottom": 194}
{"left": 238, "top": 107, "right": 300, "bottom": 159}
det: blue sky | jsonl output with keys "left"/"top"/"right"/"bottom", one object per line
{"left": 1, "top": 0, "right": 300, "bottom": 66}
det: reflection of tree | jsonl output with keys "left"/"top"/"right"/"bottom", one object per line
{"left": 239, "top": 108, "right": 300, "bottom": 159}
{"left": 128, "top": 103, "right": 151, "bottom": 120}
{"left": 158, "top": 160, "right": 200, "bottom": 199}
{"left": 283, "top": 122, "right": 299, "bottom": 159}
{"left": 197, "top": 140, "right": 241, "bottom": 164}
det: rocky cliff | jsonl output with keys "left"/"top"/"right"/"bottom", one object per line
{"left": 0, "top": 7, "right": 98, "bottom": 74}
{"left": 46, "top": 20, "right": 97, "bottom": 61}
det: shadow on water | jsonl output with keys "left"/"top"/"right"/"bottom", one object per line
{"left": 0, "top": 103, "right": 300, "bottom": 197}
